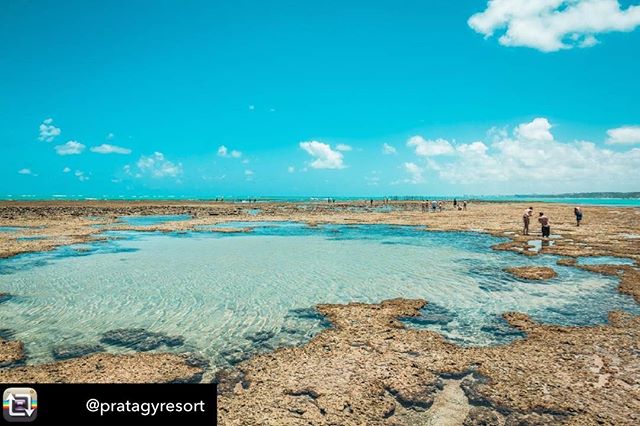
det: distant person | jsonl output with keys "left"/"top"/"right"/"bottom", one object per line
{"left": 574, "top": 207, "right": 583, "bottom": 227}
{"left": 463, "top": 200, "right": 467, "bottom": 210}
{"left": 453, "top": 198, "right": 457, "bottom": 208}
{"left": 370, "top": 199, "right": 374, "bottom": 207}
{"left": 538, "top": 212, "right": 550, "bottom": 238}
{"left": 431, "top": 200, "right": 438, "bottom": 212}
{"left": 522, "top": 207, "right": 533, "bottom": 235}
{"left": 438, "top": 200, "right": 444, "bottom": 212}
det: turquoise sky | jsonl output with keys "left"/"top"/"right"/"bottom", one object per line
{"left": 2, "top": 0, "right": 640, "bottom": 197}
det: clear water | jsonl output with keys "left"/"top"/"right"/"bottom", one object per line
{"left": 0, "top": 226, "right": 24, "bottom": 232}
{"left": 0, "top": 223, "right": 638, "bottom": 370}
{"left": 243, "top": 209, "right": 262, "bottom": 216}
{"left": 576, "top": 256, "right": 635, "bottom": 266}
{"left": 118, "top": 215, "right": 191, "bottom": 226}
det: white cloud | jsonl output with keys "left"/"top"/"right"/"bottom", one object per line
{"left": 55, "top": 140, "right": 85, "bottom": 155}
{"left": 18, "top": 168, "right": 33, "bottom": 175}
{"left": 382, "top": 143, "right": 397, "bottom": 155}
{"left": 62, "top": 166, "right": 71, "bottom": 173}
{"left": 606, "top": 126, "right": 640, "bottom": 144}
{"left": 90, "top": 144, "right": 132, "bottom": 154}
{"left": 38, "top": 118, "right": 61, "bottom": 142}
{"left": 407, "top": 136, "right": 454, "bottom": 156}
{"left": 515, "top": 117, "right": 554, "bottom": 141}
{"left": 419, "top": 117, "right": 640, "bottom": 192}
{"left": 288, "top": 166, "right": 296, "bottom": 173}
{"left": 135, "top": 152, "right": 183, "bottom": 178}
{"left": 217, "top": 145, "right": 242, "bottom": 158}
{"left": 299, "top": 141, "right": 345, "bottom": 169}
{"left": 336, "top": 144, "right": 352, "bottom": 152}
{"left": 403, "top": 162, "right": 424, "bottom": 184}
{"left": 74, "top": 170, "right": 89, "bottom": 182}
{"left": 244, "top": 169, "right": 254, "bottom": 180}
{"left": 469, "top": 0, "right": 640, "bottom": 52}
{"left": 106, "top": 132, "right": 115, "bottom": 140}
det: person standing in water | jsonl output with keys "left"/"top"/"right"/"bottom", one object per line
{"left": 538, "top": 212, "right": 550, "bottom": 238}
{"left": 574, "top": 207, "right": 583, "bottom": 226}
{"left": 522, "top": 207, "right": 533, "bottom": 235}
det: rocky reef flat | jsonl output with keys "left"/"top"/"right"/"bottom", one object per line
{"left": 0, "top": 200, "right": 638, "bottom": 424}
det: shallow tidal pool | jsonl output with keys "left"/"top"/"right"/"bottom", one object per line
{"left": 1, "top": 222, "right": 638, "bottom": 368}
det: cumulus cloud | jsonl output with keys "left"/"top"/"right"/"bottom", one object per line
{"left": 74, "top": 170, "right": 89, "bottom": 182}
{"left": 407, "top": 136, "right": 454, "bottom": 157}
{"left": 403, "top": 162, "right": 424, "bottom": 184}
{"left": 299, "top": 141, "right": 345, "bottom": 169}
{"left": 55, "top": 140, "right": 85, "bottom": 155}
{"left": 469, "top": 0, "right": 640, "bottom": 52}
{"left": 336, "top": 144, "right": 352, "bottom": 152}
{"left": 38, "top": 118, "right": 61, "bottom": 142}
{"left": 382, "top": 143, "right": 397, "bottom": 155}
{"left": 106, "top": 132, "right": 115, "bottom": 140}
{"left": 288, "top": 166, "right": 296, "bottom": 173}
{"left": 217, "top": 145, "right": 242, "bottom": 158}
{"left": 90, "top": 144, "right": 132, "bottom": 154}
{"left": 62, "top": 166, "right": 71, "bottom": 173}
{"left": 18, "top": 168, "right": 33, "bottom": 175}
{"left": 419, "top": 117, "right": 640, "bottom": 191}
{"left": 606, "top": 126, "right": 640, "bottom": 144}
{"left": 515, "top": 117, "right": 554, "bottom": 141}
{"left": 135, "top": 152, "right": 183, "bottom": 178}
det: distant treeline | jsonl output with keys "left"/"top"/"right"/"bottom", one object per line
{"left": 515, "top": 192, "right": 640, "bottom": 199}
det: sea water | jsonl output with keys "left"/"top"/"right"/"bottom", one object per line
{"left": 0, "top": 223, "right": 638, "bottom": 368}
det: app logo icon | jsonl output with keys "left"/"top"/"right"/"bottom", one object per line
{"left": 3, "top": 388, "right": 37, "bottom": 422}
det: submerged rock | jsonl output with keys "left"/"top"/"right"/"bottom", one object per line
{"left": 52, "top": 343, "right": 105, "bottom": 360}
{"left": 100, "top": 328, "right": 185, "bottom": 351}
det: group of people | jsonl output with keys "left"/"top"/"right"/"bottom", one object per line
{"left": 421, "top": 199, "right": 467, "bottom": 213}
{"left": 522, "top": 206, "right": 583, "bottom": 237}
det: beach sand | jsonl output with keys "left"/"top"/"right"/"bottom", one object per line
{"left": 0, "top": 200, "right": 639, "bottom": 424}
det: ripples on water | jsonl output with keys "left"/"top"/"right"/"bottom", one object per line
{"left": 0, "top": 223, "right": 638, "bottom": 368}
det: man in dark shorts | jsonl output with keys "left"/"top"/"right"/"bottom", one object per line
{"left": 574, "top": 207, "right": 583, "bottom": 226}
{"left": 538, "top": 212, "right": 550, "bottom": 237}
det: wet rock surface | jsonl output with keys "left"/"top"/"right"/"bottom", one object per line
{"left": 504, "top": 266, "right": 558, "bottom": 280}
{"left": 100, "top": 328, "right": 185, "bottom": 351}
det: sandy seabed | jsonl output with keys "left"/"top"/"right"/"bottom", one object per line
{"left": 0, "top": 200, "right": 639, "bottom": 425}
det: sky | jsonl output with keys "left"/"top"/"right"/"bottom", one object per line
{"left": 1, "top": 0, "right": 640, "bottom": 198}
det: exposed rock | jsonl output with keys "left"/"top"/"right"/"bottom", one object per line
{"left": 0, "top": 339, "right": 25, "bottom": 368}
{"left": 100, "top": 328, "right": 185, "bottom": 351}
{"left": 464, "top": 407, "right": 502, "bottom": 425}
{"left": 0, "top": 352, "right": 204, "bottom": 383}
{"left": 218, "top": 299, "right": 640, "bottom": 425}
{"left": 504, "top": 266, "right": 558, "bottom": 280}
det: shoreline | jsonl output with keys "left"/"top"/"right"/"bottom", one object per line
{"left": 1, "top": 200, "right": 639, "bottom": 424}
